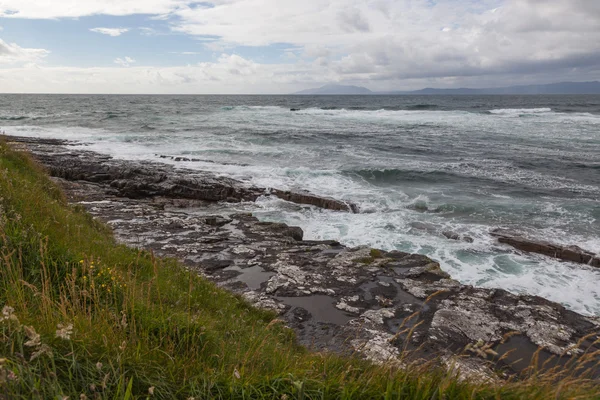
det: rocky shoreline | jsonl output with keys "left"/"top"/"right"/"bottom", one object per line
{"left": 7, "top": 135, "right": 600, "bottom": 381}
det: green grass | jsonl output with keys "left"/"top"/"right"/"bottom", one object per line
{"left": 0, "top": 140, "right": 599, "bottom": 399}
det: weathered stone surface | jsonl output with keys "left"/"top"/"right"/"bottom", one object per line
{"left": 9, "top": 135, "right": 600, "bottom": 381}
{"left": 492, "top": 229, "right": 600, "bottom": 267}
{"left": 6, "top": 135, "right": 358, "bottom": 213}
{"left": 443, "top": 230, "right": 474, "bottom": 243}
{"left": 271, "top": 189, "right": 359, "bottom": 213}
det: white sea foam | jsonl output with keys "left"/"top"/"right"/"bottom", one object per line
{"left": 489, "top": 108, "right": 552, "bottom": 114}
{"left": 248, "top": 197, "right": 600, "bottom": 316}
{"left": 6, "top": 102, "right": 600, "bottom": 316}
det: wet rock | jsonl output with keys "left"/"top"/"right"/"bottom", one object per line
{"left": 242, "top": 291, "right": 286, "bottom": 313}
{"left": 336, "top": 296, "right": 361, "bottom": 314}
{"left": 10, "top": 135, "right": 600, "bottom": 381}
{"left": 350, "top": 329, "right": 400, "bottom": 365}
{"left": 204, "top": 216, "right": 233, "bottom": 227}
{"left": 270, "top": 189, "right": 359, "bottom": 213}
{"left": 255, "top": 222, "right": 304, "bottom": 241}
{"left": 443, "top": 230, "right": 475, "bottom": 243}
{"left": 362, "top": 308, "right": 396, "bottom": 325}
{"left": 491, "top": 229, "right": 600, "bottom": 267}
{"left": 8, "top": 135, "right": 358, "bottom": 214}
{"left": 410, "top": 221, "right": 439, "bottom": 233}
{"left": 442, "top": 230, "right": 460, "bottom": 241}
{"left": 202, "top": 259, "right": 234, "bottom": 271}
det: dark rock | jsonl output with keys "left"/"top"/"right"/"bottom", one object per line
{"left": 255, "top": 221, "right": 304, "bottom": 241}
{"left": 9, "top": 135, "right": 600, "bottom": 382}
{"left": 410, "top": 221, "right": 438, "bottom": 233}
{"left": 491, "top": 229, "right": 600, "bottom": 267}
{"left": 271, "top": 189, "right": 359, "bottom": 213}
{"left": 3, "top": 135, "right": 69, "bottom": 146}
{"left": 203, "top": 259, "right": 234, "bottom": 271}
{"left": 442, "top": 230, "right": 460, "bottom": 241}
{"left": 8, "top": 135, "right": 357, "bottom": 213}
{"left": 285, "top": 226, "right": 304, "bottom": 241}
{"left": 205, "top": 216, "right": 233, "bottom": 227}
{"left": 443, "top": 230, "right": 475, "bottom": 243}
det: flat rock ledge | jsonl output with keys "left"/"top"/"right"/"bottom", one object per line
{"left": 9, "top": 136, "right": 600, "bottom": 382}
{"left": 5, "top": 136, "right": 357, "bottom": 213}
{"left": 492, "top": 229, "right": 600, "bottom": 268}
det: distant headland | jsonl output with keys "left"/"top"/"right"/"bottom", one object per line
{"left": 294, "top": 81, "right": 600, "bottom": 95}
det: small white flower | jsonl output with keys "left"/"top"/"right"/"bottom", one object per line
{"left": 120, "top": 312, "right": 128, "bottom": 329}
{"left": 7, "top": 370, "right": 18, "bottom": 382}
{"left": 0, "top": 306, "right": 17, "bottom": 324}
{"left": 30, "top": 344, "right": 52, "bottom": 361}
{"left": 148, "top": 386, "right": 155, "bottom": 395}
{"left": 1, "top": 306, "right": 14, "bottom": 319}
{"left": 23, "top": 326, "right": 41, "bottom": 347}
{"left": 55, "top": 323, "right": 73, "bottom": 340}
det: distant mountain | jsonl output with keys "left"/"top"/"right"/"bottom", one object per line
{"left": 294, "top": 81, "right": 600, "bottom": 95}
{"left": 387, "top": 81, "right": 600, "bottom": 95}
{"left": 294, "top": 84, "right": 373, "bottom": 95}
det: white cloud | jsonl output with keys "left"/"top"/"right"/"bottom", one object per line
{"left": 90, "top": 27, "right": 129, "bottom": 37}
{"left": 0, "top": 0, "right": 191, "bottom": 19}
{"left": 0, "top": 38, "right": 49, "bottom": 65}
{"left": 1, "top": 0, "right": 600, "bottom": 91}
{"left": 114, "top": 57, "right": 136, "bottom": 67}
{"left": 1, "top": 51, "right": 597, "bottom": 95}
{"left": 0, "top": 54, "right": 318, "bottom": 93}
{"left": 169, "top": 0, "right": 600, "bottom": 86}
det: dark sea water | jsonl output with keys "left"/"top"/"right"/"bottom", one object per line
{"left": 1, "top": 94, "right": 599, "bottom": 314}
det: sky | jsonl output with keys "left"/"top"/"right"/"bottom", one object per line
{"left": 0, "top": 0, "right": 599, "bottom": 94}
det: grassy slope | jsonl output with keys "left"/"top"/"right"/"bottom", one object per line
{"left": 0, "top": 140, "right": 598, "bottom": 399}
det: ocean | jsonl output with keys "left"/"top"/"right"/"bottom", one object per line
{"left": 1, "top": 94, "right": 599, "bottom": 315}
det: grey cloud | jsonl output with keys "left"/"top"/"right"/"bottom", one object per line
{"left": 0, "top": 41, "right": 11, "bottom": 55}
{"left": 368, "top": 0, "right": 391, "bottom": 17}
{"left": 496, "top": 0, "right": 600, "bottom": 33}
{"left": 303, "top": 45, "right": 333, "bottom": 59}
{"left": 526, "top": 0, "right": 600, "bottom": 17}
{"left": 337, "top": 8, "right": 370, "bottom": 33}
{"left": 4, "top": 0, "right": 600, "bottom": 92}
{"left": 166, "top": 0, "right": 600, "bottom": 88}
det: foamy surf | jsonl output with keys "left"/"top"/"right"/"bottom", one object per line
{"left": 489, "top": 107, "right": 553, "bottom": 114}
{"left": 2, "top": 93, "right": 600, "bottom": 316}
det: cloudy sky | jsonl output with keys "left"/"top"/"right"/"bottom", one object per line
{"left": 0, "top": 0, "right": 599, "bottom": 93}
